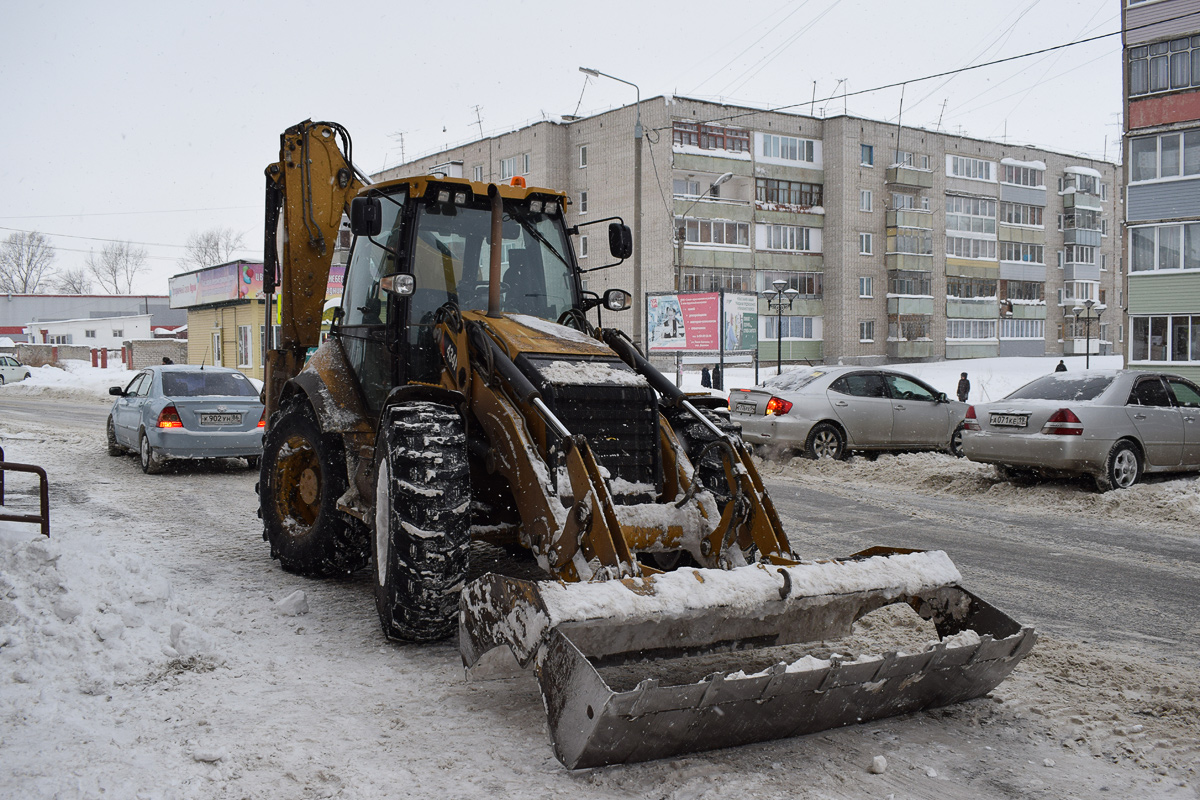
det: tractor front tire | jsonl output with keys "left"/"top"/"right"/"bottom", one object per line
{"left": 259, "top": 397, "right": 369, "bottom": 577}
{"left": 374, "top": 401, "right": 471, "bottom": 642}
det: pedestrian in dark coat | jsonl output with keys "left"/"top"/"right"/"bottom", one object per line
{"left": 712, "top": 364, "right": 722, "bottom": 391}
{"left": 956, "top": 372, "right": 970, "bottom": 403}
{"left": 701, "top": 366, "right": 712, "bottom": 388}
{"left": 1055, "top": 360, "right": 1067, "bottom": 372}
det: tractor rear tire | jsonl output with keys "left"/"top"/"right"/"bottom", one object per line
{"left": 259, "top": 397, "right": 369, "bottom": 577}
{"left": 374, "top": 401, "right": 471, "bottom": 642}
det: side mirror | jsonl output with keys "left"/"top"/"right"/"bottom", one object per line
{"left": 109, "top": 386, "right": 124, "bottom": 396}
{"left": 608, "top": 223, "right": 633, "bottom": 259}
{"left": 936, "top": 392, "right": 949, "bottom": 403}
{"left": 603, "top": 289, "right": 633, "bottom": 312}
{"left": 349, "top": 197, "right": 383, "bottom": 237}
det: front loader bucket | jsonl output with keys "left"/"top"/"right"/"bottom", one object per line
{"left": 460, "top": 549, "right": 1035, "bottom": 769}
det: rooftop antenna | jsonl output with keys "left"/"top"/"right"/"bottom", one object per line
{"left": 472, "top": 105, "right": 485, "bottom": 138}
{"left": 893, "top": 83, "right": 906, "bottom": 165}
{"left": 842, "top": 78, "right": 848, "bottom": 115}
{"left": 936, "top": 99, "right": 948, "bottom": 132}
{"left": 810, "top": 81, "right": 816, "bottom": 116}
{"left": 389, "top": 131, "right": 407, "bottom": 164}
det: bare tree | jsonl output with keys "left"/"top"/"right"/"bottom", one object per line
{"left": 0, "top": 231, "right": 57, "bottom": 293}
{"left": 178, "top": 227, "right": 246, "bottom": 270}
{"left": 51, "top": 267, "right": 94, "bottom": 294}
{"left": 86, "top": 241, "right": 148, "bottom": 294}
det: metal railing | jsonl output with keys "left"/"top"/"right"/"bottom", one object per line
{"left": 0, "top": 446, "right": 50, "bottom": 537}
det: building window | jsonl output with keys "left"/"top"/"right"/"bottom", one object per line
{"left": 859, "top": 233, "right": 873, "bottom": 255}
{"left": 1100, "top": 182, "right": 1108, "bottom": 201}
{"left": 580, "top": 235, "right": 588, "bottom": 258}
{"left": 755, "top": 178, "right": 822, "bottom": 207}
{"left": 1064, "top": 209, "right": 1101, "bottom": 232}
{"left": 1001, "top": 164, "right": 1044, "bottom": 187}
{"left": 893, "top": 150, "right": 930, "bottom": 170}
{"left": 861, "top": 144, "right": 874, "bottom": 166}
{"left": 1128, "top": 37, "right": 1200, "bottom": 97}
{"left": 859, "top": 189, "right": 873, "bottom": 212}
{"left": 764, "top": 316, "right": 815, "bottom": 340}
{"left": 999, "top": 318, "right": 1045, "bottom": 339}
{"left": 859, "top": 276, "right": 872, "bottom": 297}
{"left": 999, "top": 201, "right": 1043, "bottom": 227}
{"left": 673, "top": 121, "right": 750, "bottom": 152}
{"left": 1102, "top": 219, "right": 1108, "bottom": 236}
{"left": 760, "top": 134, "right": 816, "bottom": 163}
{"left": 237, "top": 325, "right": 252, "bottom": 368}
{"left": 947, "top": 319, "right": 997, "bottom": 340}
{"left": 947, "top": 276, "right": 997, "bottom": 299}
{"left": 888, "top": 270, "right": 932, "bottom": 296}
{"left": 758, "top": 271, "right": 822, "bottom": 298}
{"left": 47, "top": 334, "right": 72, "bottom": 345}
{"left": 676, "top": 217, "right": 750, "bottom": 247}
{"left": 1000, "top": 242, "right": 1045, "bottom": 264}
{"left": 945, "top": 195, "right": 997, "bottom": 235}
{"left": 946, "top": 236, "right": 997, "bottom": 260}
{"left": 579, "top": 145, "right": 588, "bottom": 168}
{"left": 580, "top": 191, "right": 588, "bottom": 214}
{"left": 472, "top": 165, "right": 483, "bottom": 182}
{"left": 889, "top": 229, "right": 933, "bottom": 255}
{"left": 681, "top": 269, "right": 752, "bottom": 293}
{"left": 1065, "top": 245, "right": 1097, "bottom": 265}
{"left": 112, "top": 329, "right": 123, "bottom": 338}
{"left": 860, "top": 320, "right": 875, "bottom": 342}
{"left": 1130, "top": 315, "right": 1200, "bottom": 362}
{"left": 1130, "top": 223, "right": 1200, "bottom": 271}
{"left": 85, "top": 329, "right": 96, "bottom": 338}
{"left": 674, "top": 179, "right": 701, "bottom": 197}
{"left": 758, "top": 224, "right": 814, "bottom": 252}
{"left": 211, "top": 332, "right": 222, "bottom": 366}
{"left": 888, "top": 315, "right": 930, "bottom": 341}
{"left": 1001, "top": 280, "right": 1045, "bottom": 302}
{"left": 499, "top": 153, "right": 530, "bottom": 180}
{"left": 947, "top": 155, "right": 995, "bottom": 181}
{"left": 1129, "top": 130, "right": 1200, "bottom": 181}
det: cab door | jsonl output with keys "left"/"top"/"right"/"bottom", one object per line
{"left": 1125, "top": 376, "right": 1183, "bottom": 467}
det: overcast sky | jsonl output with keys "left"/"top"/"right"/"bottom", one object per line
{"left": 1, "top": 0, "right": 1123, "bottom": 295}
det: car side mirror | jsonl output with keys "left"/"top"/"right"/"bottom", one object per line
{"left": 349, "top": 196, "right": 383, "bottom": 237}
{"left": 936, "top": 392, "right": 949, "bottom": 403}
{"left": 109, "top": 386, "right": 124, "bottom": 396}
{"left": 608, "top": 223, "right": 633, "bottom": 259}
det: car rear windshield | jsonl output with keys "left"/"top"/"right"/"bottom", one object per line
{"left": 764, "top": 368, "right": 825, "bottom": 392}
{"left": 1004, "top": 374, "right": 1115, "bottom": 402}
{"left": 162, "top": 371, "right": 258, "bottom": 398}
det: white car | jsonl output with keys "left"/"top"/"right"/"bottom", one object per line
{"left": 0, "top": 355, "right": 33, "bottom": 385}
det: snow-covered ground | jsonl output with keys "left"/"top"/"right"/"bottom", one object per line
{"left": 1, "top": 358, "right": 1197, "bottom": 799}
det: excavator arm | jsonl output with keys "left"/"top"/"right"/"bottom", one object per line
{"left": 263, "top": 120, "right": 365, "bottom": 419}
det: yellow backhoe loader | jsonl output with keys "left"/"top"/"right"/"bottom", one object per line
{"left": 258, "top": 120, "right": 1036, "bottom": 769}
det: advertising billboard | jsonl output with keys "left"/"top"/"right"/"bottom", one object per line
{"left": 647, "top": 291, "right": 758, "bottom": 353}
{"left": 169, "top": 261, "right": 265, "bottom": 309}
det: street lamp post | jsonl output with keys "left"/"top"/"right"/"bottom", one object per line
{"left": 674, "top": 172, "right": 733, "bottom": 292}
{"left": 763, "top": 279, "right": 800, "bottom": 375}
{"left": 579, "top": 66, "right": 644, "bottom": 346}
{"left": 1071, "top": 298, "right": 1104, "bottom": 369}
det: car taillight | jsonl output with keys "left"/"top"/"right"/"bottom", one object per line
{"left": 765, "top": 396, "right": 792, "bottom": 415}
{"left": 1042, "top": 408, "right": 1083, "bottom": 435}
{"left": 157, "top": 405, "right": 183, "bottom": 428}
{"left": 963, "top": 405, "right": 981, "bottom": 431}
{"left": 257, "top": 410, "right": 266, "bottom": 428}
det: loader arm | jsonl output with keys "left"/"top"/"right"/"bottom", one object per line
{"left": 263, "top": 120, "right": 365, "bottom": 419}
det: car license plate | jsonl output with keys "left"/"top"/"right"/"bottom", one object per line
{"left": 200, "top": 413, "right": 242, "bottom": 426}
{"left": 989, "top": 413, "right": 1028, "bottom": 428}
{"left": 736, "top": 402, "right": 757, "bottom": 414}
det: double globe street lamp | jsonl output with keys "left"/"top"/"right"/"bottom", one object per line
{"left": 763, "top": 279, "right": 799, "bottom": 375}
{"left": 1071, "top": 298, "right": 1104, "bottom": 369}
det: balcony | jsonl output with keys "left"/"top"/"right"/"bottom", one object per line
{"left": 947, "top": 298, "right": 999, "bottom": 318}
{"left": 1062, "top": 191, "right": 1101, "bottom": 211}
{"left": 887, "top": 296, "right": 934, "bottom": 316}
{"left": 1062, "top": 263, "right": 1100, "bottom": 282}
{"left": 886, "top": 165, "right": 934, "bottom": 189}
{"left": 885, "top": 252, "right": 934, "bottom": 271}
{"left": 886, "top": 209, "right": 933, "bottom": 229}
{"left": 1062, "top": 227, "right": 1101, "bottom": 247}
{"left": 887, "top": 340, "right": 934, "bottom": 359}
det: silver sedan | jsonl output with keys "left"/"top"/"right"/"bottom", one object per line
{"left": 961, "top": 370, "right": 1200, "bottom": 491}
{"left": 107, "top": 365, "right": 264, "bottom": 474}
{"left": 729, "top": 366, "right": 968, "bottom": 460}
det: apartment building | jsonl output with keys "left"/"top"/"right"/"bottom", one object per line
{"left": 1123, "top": 0, "right": 1200, "bottom": 381}
{"left": 377, "top": 98, "right": 1120, "bottom": 368}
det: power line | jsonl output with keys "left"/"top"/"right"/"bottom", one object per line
{"left": 651, "top": 11, "right": 1199, "bottom": 133}
{"left": 0, "top": 205, "right": 256, "bottom": 221}
{"left": 0, "top": 225, "right": 194, "bottom": 250}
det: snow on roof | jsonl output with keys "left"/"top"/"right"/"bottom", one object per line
{"left": 1065, "top": 165, "right": 1102, "bottom": 178}
{"left": 0, "top": 337, "right": 15, "bottom": 347}
{"left": 1000, "top": 157, "right": 1046, "bottom": 171}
